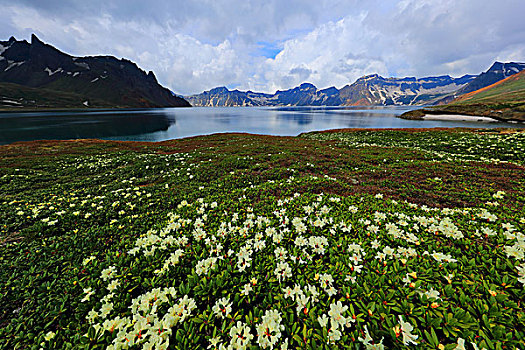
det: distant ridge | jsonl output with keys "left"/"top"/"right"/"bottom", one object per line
{"left": 187, "top": 74, "right": 477, "bottom": 107}
{"left": 457, "top": 62, "right": 525, "bottom": 95}
{"left": 187, "top": 61, "right": 525, "bottom": 107}
{"left": 0, "top": 34, "right": 190, "bottom": 109}
{"left": 399, "top": 67, "right": 525, "bottom": 122}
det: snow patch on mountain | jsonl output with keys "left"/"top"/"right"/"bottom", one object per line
{"left": 5, "top": 60, "right": 25, "bottom": 71}
{"left": 74, "top": 62, "right": 90, "bottom": 70}
{"left": 44, "top": 67, "right": 64, "bottom": 76}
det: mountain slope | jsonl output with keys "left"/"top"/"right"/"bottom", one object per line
{"left": 0, "top": 35, "right": 190, "bottom": 109}
{"left": 400, "top": 70, "right": 525, "bottom": 121}
{"left": 456, "top": 62, "right": 525, "bottom": 96}
{"left": 452, "top": 70, "right": 525, "bottom": 105}
{"left": 187, "top": 74, "right": 476, "bottom": 107}
{"left": 0, "top": 82, "right": 115, "bottom": 108}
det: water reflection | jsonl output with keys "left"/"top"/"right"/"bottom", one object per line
{"left": 276, "top": 113, "right": 313, "bottom": 125}
{"left": 1, "top": 106, "right": 523, "bottom": 145}
{"left": 0, "top": 110, "right": 174, "bottom": 144}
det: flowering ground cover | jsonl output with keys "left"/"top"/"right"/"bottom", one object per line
{"left": 1, "top": 128, "right": 524, "bottom": 349}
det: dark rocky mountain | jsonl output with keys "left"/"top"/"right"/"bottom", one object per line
{"left": 456, "top": 62, "right": 525, "bottom": 95}
{"left": 187, "top": 74, "right": 477, "bottom": 107}
{"left": 0, "top": 35, "right": 190, "bottom": 108}
{"left": 434, "top": 62, "right": 525, "bottom": 105}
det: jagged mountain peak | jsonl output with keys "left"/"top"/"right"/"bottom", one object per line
{"left": 31, "top": 33, "right": 43, "bottom": 45}
{"left": 357, "top": 74, "right": 382, "bottom": 82}
{"left": 0, "top": 34, "right": 190, "bottom": 108}
{"left": 298, "top": 82, "right": 316, "bottom": 89}
{"left": 187, "top": 60, "right": 523, "bottom": 108}
{"left": 208, "top": 86, "right": 230, "bottom": 94}
{"left": 456, "top": 61, "right": 525, "bottom": 95}
{"left": 320, "top": 86, "right": 339, "bottom": 94}
{"left": 188, "top": 72, "right": 481, "bottom": 107}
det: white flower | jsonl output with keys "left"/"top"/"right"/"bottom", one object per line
{"left": 256, "top": 310, "right": 284, "bottom": 349}
{"left": 471, "top": 342, "right": 488, "bottom": 350}
{"left": 241, "top": 283, "right": 253, "bottom": 296}
{"left": 318, "top": 314, "right": 329, "bottom": 328}
{"left": 454, "top": 338, "right": 466, "bottom": 350}
{"left": 326, "top": 286, "right": 337, "bottom": 296}
{"left": 397, "top": 316, "right": 418, "bottom": 346}
{"left": 358, "top": 325, "right": 385, "bottom": 350}
{"left": 99, "top": 302, "right": 113, "bottom": 319}
{"left": 328, "top": 328, "right": 342, "bottom": 343}
{"left": 274, "top": 262, "right": 292, "bottom": 282}
{"left": 274, "top": 247, "right": 288, "bottom": 261}
{"left": 493, "top": 191, "right": 505, "bottom": 199}
{"left": 328, "top": 301, "right": 349, "bottom": 329}
{"left": 208, "top": 336, "right": 221, "bottom": 349}
{"left": 81, "top": 287, "right": 94, "bottom": 302}
{"left": 229, "top": 321, "right": 253, "bottom": 349}
{"left": 82, "top": 256, "right": 95, "bottom": 265}
{"left": 100, "top": 266, "right": 117, "bottom": 281}
{"left": 424, "top": 288, "right": 441, "bottom": 300}
{"left": 44, "top": 331, "right": 56, "bottom": 341}
{"left": 87, "top": 310, "right": 99, "bottom": 323}
{"left": 107, "top": 279, "right": 120, "bottom": 292}
{"left": 212, "top": 297, "right": 232, "bottom": 319}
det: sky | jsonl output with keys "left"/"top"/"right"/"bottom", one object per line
{"left": 1, "top": 0, "right": 524, "bottom": 95}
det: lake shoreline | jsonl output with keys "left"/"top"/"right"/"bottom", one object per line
{"left": 398, "top": 105, "right": 525, "bottom": 123}
{"left": 421, "top": 114, "right": 500, "bottom": 122}
{"left": 0, "top": 106, "right": 180, "bottom": 114}
{"left": 2, "top": 106, "right": 524, "bottom": 145}
{"left": 4, "top": 127, "right": 524, "bottom": 149}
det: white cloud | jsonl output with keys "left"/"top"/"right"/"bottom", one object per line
{"left": 0, "top": 0, "right": 524, "bottom": 95}
{"left": 254, "top": 13, "right": 389, "bottom": 92}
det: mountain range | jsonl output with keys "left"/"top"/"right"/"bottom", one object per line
{"left": 0, "top": 35, "right": 190, "bottom": 109}
{"left": 187, "top": 62, "right": 525, "bottom": 107}
{"left": 400, "top": 69, "right": 525, "bottom": 122}
{"left": 1, "top": 34, "right": 523, "bottom": 110}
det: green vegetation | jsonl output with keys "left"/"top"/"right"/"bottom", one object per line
{"left": 0, "top": 82, "right": 116, "bottom": 110}
{"left": 1, "top": 129, "right": 525, "bottom": 349}
{"left": 0, "top": 83, "right": 113, "bottom": 110}
{"left": 400, "top": 72, "right": 525, "bottom": 121}
{"left": 452, "top": 72, "right": 525, "bottom": 106}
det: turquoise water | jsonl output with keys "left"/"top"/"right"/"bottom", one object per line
{"left": 0, "top": 106, "right": 522, "bottom": 145}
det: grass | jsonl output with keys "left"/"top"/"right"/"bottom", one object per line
{"left": 0, "top": 82, "right": 115, "bottom": 110}
{"left": 1, "top": 129, "right": 524, "bottom": 349}
{"left": 399, "top": 72, "right": 525, "bottom": 122}
{"left": 452, "top": 71, "right": 525, "bottom": 106}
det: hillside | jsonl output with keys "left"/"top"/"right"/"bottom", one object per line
{"left": 452, "top": 70, "right": 525, "bottom": 105}
{"left": 400, "top": 70, "right": 525, "bottom": 121}
{"left": 456, "top": 62, "right": 525, "bottom": 96}
{"left": 433, "top": 62, "right": 525, "bottom": 105}
{"left": 0, "top": 82, "right": 116, "bottom": 109}
{"left": 0, "top": 35, "right": 190, "bottom": 109}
